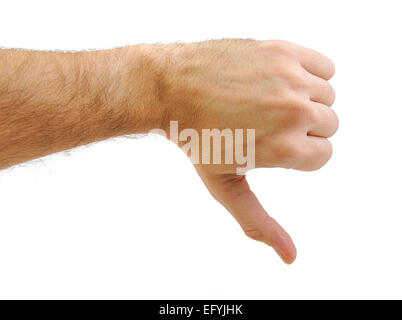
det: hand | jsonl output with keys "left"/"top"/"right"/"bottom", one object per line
{"left": 149, "top": 39, "right": 338, "bottom": 264}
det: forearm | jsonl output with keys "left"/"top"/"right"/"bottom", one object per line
{"left": 0, "top": 46, "right": 163, "bottom": 169}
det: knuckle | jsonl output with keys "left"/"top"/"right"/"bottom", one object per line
{"left": 329, "top": 110, "right": 340, "bottom": 136}
{"left": 289, "top": 71, "right": 309, "bottom": 89}
{"left": 317, "top": 143, "right": 333, "bottom": 169}
{"left": 306, "top": 140, "right": 333, "bottom": 171}
{"left": 326, "top": 140, "right": 334, "bottom": 159}
{"left": 286, "top": 98, "right": 313, "bottom": 125}
{"left": 244, "top": 228, "right": 264, "bottom": 242}
{"left": 278, "top": 66, "right": 309, "bottom": 90}
{"left": 318, "top": 107, "right": 339, "bottom": 138}
{"left": 285, "top": 141, "right": 305, "bottom": 160}
{"left": 274, "top": 136, "right": 305, "bottom": 163}
{"left": 329, "top": 84, "right": 336, "bottom": 105}
{"left": 325, "top": 82, "right": 336, "bottom": 106}
{"left": 324, "top": 140, "right": 333, "bottom": 160}
{"left": 319, "top": 140, "right": 333, "bottom": 164}
{"left": 327, "top": 59, "right": 336, "bottom": 78}
{"left": 266, "top": 40, "right": 294, "bottom": 56}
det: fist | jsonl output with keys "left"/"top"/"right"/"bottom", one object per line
{"left": 150, "top": 39, "right": 338, "bottom": 263}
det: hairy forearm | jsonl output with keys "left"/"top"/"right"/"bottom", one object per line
{"left": 0, "top": 46, "right": 163, "bottom": 169}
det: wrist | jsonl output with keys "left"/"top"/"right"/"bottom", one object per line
{"left": 131, "top": 43, "right": 202, "bottom": 136}
{"left": 116, "top": 44, "right": 169, "bottom": 134}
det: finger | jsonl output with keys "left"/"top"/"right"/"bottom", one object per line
{"left": 197, "top": 170, "right": 297, "bottom": 264}
{"left": 308, "top": 101, "right": 339, "bottom": 138}
{"left": 298, "top": 46, "right": 335, "bottom": 80}
{"left": 307, "top": 73, "right": 336, "bottom": 106}
{"left": 295, "top": 136, "right": 333, "bottom": 171}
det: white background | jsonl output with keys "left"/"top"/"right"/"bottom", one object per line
{"left": 0, "top": 0, "right": 401, "bottom": 299}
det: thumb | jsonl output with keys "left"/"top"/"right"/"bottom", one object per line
{"left": 197, "top": 170, "right": 297, "bottom": 264}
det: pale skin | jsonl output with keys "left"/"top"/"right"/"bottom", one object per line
{"left": 0, "top": 39, "right": 337, "bottom": 264}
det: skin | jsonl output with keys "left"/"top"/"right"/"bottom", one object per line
{"left": 0, "top": 39, "right": 337, "bottom": 264}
